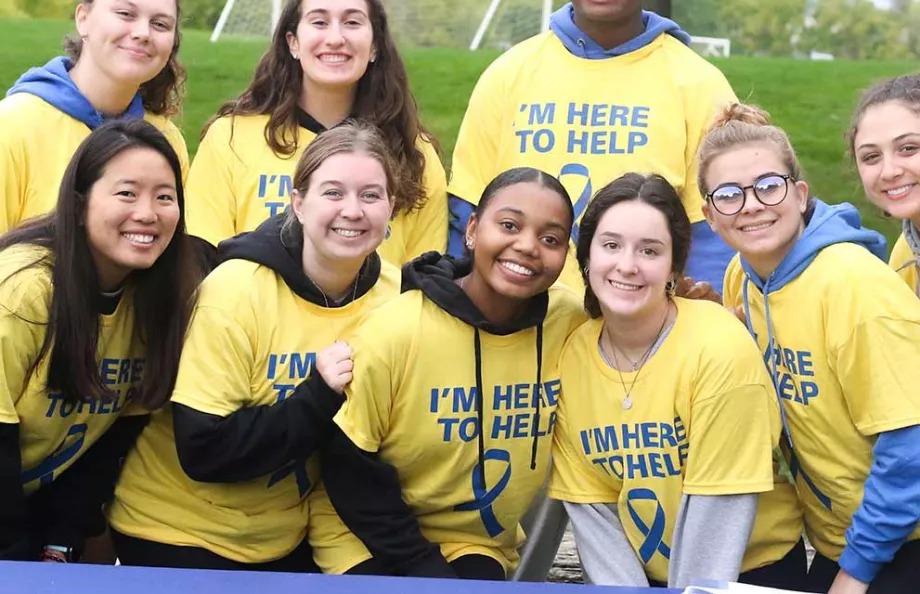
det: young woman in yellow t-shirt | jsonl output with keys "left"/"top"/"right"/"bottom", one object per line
{"left": 0, "top": 119, "right": 198, "bottom": 562}
{"left": 186, "top": 0, "right": 447, "bottom": 270}
{"left": 849, "top": 73, "right": 920, "bottom": 296}
{"left": 549, "top": 172, "right": 805, "bottom": 590}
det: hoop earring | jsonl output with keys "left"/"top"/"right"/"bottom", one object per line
{"left": 583, "top": 266, "right": 589, "bottom": 278}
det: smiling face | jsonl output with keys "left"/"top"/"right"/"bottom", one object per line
{"left": 703, "top": 142, "right": 809, "bottom": 279}
{"left": 75, "top": 0, "right": 177, "bottom": 87}
{"left": 84, "top": 146, "right": 180, "bottom": 290}
{"left": 293, "top": 151, "right": 392, "bottom": 268}
{"left": 287, "top": 0, "right": 375, "bottom": 94}
{"left": 465, "top": 181, "right": 571, "bottom": 301}
{"left": 587, "top": 200, "right": 673, "bottom": 320}
{"left": 854, "top": 101, "right": 920, "bottom": 225}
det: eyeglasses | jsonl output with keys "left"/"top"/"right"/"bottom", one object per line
{"left": 705, "top": 174, "right": 795, "bottom": 216}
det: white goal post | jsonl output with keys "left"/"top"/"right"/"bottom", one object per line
{"left": 469, "top": 0, "right": 731, "bottom": 57}
{"left": 211, "top": 0, "right": 282, "bottom": 42}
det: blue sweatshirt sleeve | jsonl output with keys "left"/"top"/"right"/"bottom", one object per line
{"left": 839, "top": 423, "right": 920, "bottom": 583}
{"left": 447, "top": 194, "right": 475, "bottom": 258}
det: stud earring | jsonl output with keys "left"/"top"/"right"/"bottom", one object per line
{"left": 465, "top": 240, "right": 473, "bottom": 250}
{"left": 292, "top": 53, "right": 299, "bottom": 60}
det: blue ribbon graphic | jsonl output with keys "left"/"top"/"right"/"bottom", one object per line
{"left": 267, "top": 459, "right": 312, "bottom": 498}
{"left": 22, "top": 423, "right": 87, "bottom": 487}
{"left": 559, "top": 163, "right": 592, "bottom": 242}
{"left": 625, "top": 488, "right": 671, "bottom": 563}
{"left": 454, "top": 448, "right": 513, "bottom": 537}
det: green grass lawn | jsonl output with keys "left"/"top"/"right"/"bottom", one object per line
{"left": 0, "top": 18, "right": 914, "bottom": 246}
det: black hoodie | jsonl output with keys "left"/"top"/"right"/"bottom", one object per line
{"left": 321, "top": 251, "right": 554, "bottom": 578}
{"left": 173, "top": 214, "right": 382, "bottom": 484}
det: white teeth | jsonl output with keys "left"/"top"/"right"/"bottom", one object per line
{"left": 320, "top": 55, "right": 348, "bottom": 63}
{"left": 885, "top": 185, "right": 912, "bottom": 197}
{"left": 741, "top": 222, "right": 773, "bottom": 232}
{"left": 123, "top": 233, "right": 154, "bottom": 244}
{"left": 500, "top": 261, "right": 535, "bottom": 276}
{"left": 610, "top": 280, "right": 641, "bottom": 291}
{"left": 334, "top": 228, "right": 363, "bottom": 238}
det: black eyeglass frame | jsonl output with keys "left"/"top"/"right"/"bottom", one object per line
{"left": 705, "top": 173, "right": 796, "bottom": 216}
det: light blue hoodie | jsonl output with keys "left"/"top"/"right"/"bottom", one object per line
{"left": 5, "top": 56, "right": 145, "bottom": 129}
{"left": 549, "top": 4, "right": 691, "bottom": 59}
{"left": 740, "top": 200, "right": 920, "bottom": 583}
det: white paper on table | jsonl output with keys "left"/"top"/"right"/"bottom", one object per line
{"left": 683, "top": 582, "right": 811, "bottom": 594}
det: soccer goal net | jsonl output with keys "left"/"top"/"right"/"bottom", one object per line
{"left": 210, "top": 0, "right": 731, "bottom": 57}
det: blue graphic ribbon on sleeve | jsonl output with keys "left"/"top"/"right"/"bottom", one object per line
{"left": 454, "top": 448, "right": 513, "bottom": 537}
{"left": 625, "top": 488, "right": 671, "bottom": 563}
{"left": 267, "top": 459, "right": 312, "bottom": 498}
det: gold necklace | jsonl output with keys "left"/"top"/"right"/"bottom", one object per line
{"left": 599, "top": 303, "right": 671, "bottom": 410}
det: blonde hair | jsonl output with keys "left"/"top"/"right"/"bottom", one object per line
{"left": 697, "top": 103, "right": 804, "bottom": 197}
{"left": 282, "top": 121, "right": 398, "bottom": 243}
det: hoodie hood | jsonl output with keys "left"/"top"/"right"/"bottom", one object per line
{"left": 218, "top": 213, "right": 381, "bottom": 307}
{"left": 740, "top": 200, "right": 887, "bottom": 295}
{"left": 549, "top": 4, "right": 691, "bottom": 59}
{"left": 403, "top": 251, "right": 549, "bottom": 486}
{"left": 737, "top": 200, "right": 885, "bottom": 512}
{"left": 5, "top": 57, "right": 145, "bottom": 129}
{"left": 402, "top": 251, "right": 549, "bottom": 334}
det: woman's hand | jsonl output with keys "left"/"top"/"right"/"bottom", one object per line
{"left": 316, "top": 341, "right": 354, "bottom": 395}
{"left": 675, "top": 276, "right": 722, "bottom": 304}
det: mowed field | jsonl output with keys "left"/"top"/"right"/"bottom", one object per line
{"left": 1, "top": 18, "right": 916, "bottom": 246}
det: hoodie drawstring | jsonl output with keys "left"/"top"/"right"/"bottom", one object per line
{"left": 473, "top": 328, "right": 487, "bottom": 491}
{"left": 744, "top": 277, "right": 832, "bottom": 510}
{"left": 530, "top": 324, "right": 544, "bottom": 470}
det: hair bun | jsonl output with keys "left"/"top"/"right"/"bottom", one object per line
{"left": 710, "top": 102, "right": 772, "bottom": 131}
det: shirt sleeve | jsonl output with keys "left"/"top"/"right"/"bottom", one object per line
{"left": 333, "top": 313, "right": 401, "bottom": 453}
{"left": 563, "top": 501, "right": 650, "bottom": 586}
{"left": 682, "top": 330, "right": 776, "bottom": 495}
{"left": 184, "top": 118, "right": 239, "bottom": 247}
{"left": 447, "top": 59, "right": 507, "bottom": 205}
{"left": 680, "top": 67, "right": 737, "bottom": 216}
{"left": 0, "top": 291, "right": 46, "bottom": 423}
{"left": 0, "top": 123, "right": 25, "bottom": 234}
{"left": 667, "top": 493, "right": 755, "bottom": 588}
{"left": 833, "top": 265, "right": 920, "bottom": 435}
{"left": 403, "top": 140, "right": 448, "bottom": 261}
{"left": 169, "top": 302, "right": 255, "bottom": 417}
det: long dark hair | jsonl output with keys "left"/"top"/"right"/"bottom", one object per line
{"left": 576, "top": 173, "right": 692, "bottom": 318}
{"left": 64, "top": 0, "right": 186, "bottom": 117}
{"left": 204, "top": 0, "right": 434, "bottom": 216}
{"left": 0, "top": 120, "right": 199, "bottom": 409}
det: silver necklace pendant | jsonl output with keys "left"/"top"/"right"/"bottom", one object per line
{"left": 622, "top": 395, "right": 633, "bottom": 410}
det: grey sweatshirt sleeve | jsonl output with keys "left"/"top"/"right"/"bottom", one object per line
{"left": 563, "top": 501, "right": 649, "bottom": 586}
{"left": 667, "top": 493, "right": 756, "bottom": 589}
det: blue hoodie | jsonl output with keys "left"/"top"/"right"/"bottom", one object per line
{"left": 5, "top": 56, "right": 145, "bottom": 130}
{"left": 740, "top": 200, "right": 920, "bottom": 583}
{"left": 549, "top": 4, "right": 691, "bottom": 59}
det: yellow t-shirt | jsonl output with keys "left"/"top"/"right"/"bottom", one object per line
{"left": 0, "top": 245, "right": 145, "bottom": 495}
{"left": 0, "top": 93, "right": 189, "bottom": 234}
{"left": 330, "top": 285, "right": 587, "bottom": 574}
{"left": 723, "top": 243, "right": 920, "bottom": 560}
{"left": 889, "top": 233, "right": 918, "bottom": 296}
{"left": 548, "top": 299, "right": 802, "bottom": 583}
{"left": 108, "top": 256, "right": 401, "bottom": 564}
{"left": 448, "top": 32, "right": 736, "bottom": 289}
{"left": 184, "top": 114, "right": 448, "bottom": 267}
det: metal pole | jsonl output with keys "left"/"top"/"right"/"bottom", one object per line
{"left": 470, "top": 0, "right": 503, "bottom": 50}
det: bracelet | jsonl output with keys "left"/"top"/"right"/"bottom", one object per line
{"left": 42, "top": 545, "right": 72, "bottom": 563}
